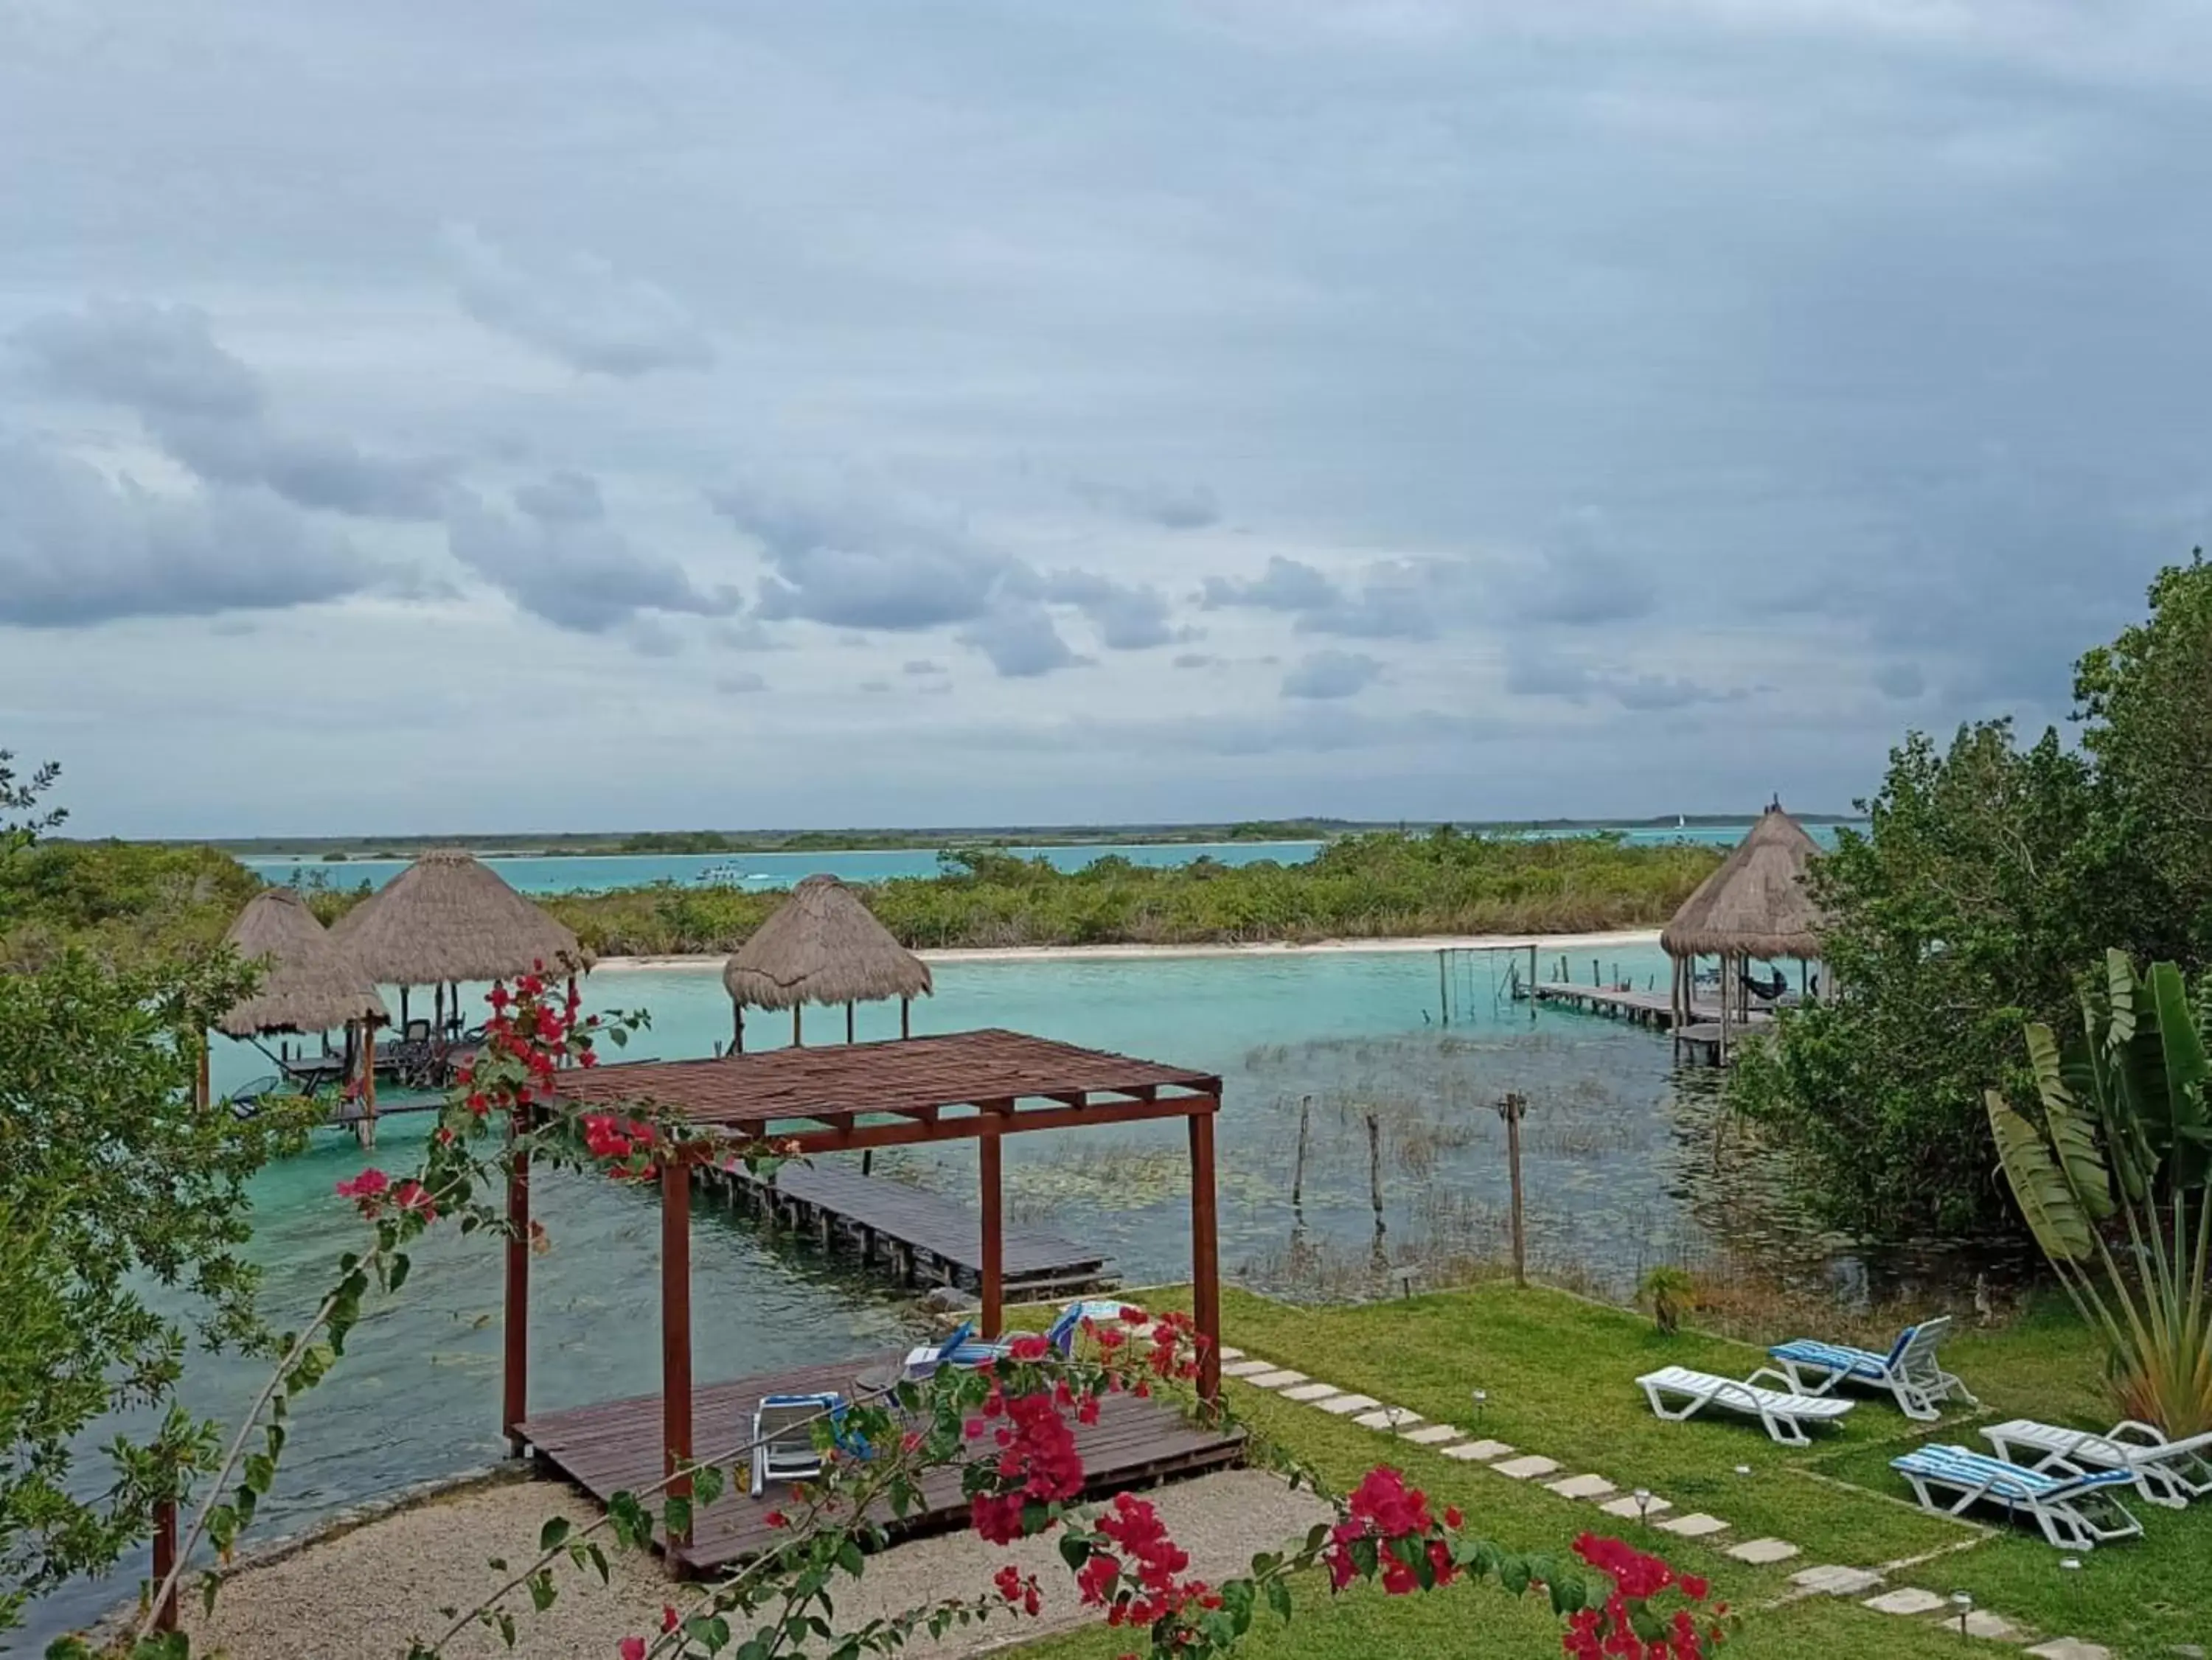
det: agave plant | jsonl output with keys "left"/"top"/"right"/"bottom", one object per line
{"left": 1986, "top": 951, "right": 2212, "bottom": 1434}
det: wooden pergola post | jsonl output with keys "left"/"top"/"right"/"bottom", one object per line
{"left": 980, "top": 1131, "right": 1004, "bottom": 1339}
{"left": 732, "top": 1005, "right": 744, "bottom": 1054}
{"left": 503, "top": 1100, "right": 530, "bottom": 1454}
{"left": 792, "top": 1005, "right": 803, "bottom": 1048}
{"left": 1189, "top": 1106, "right": 1221, "bottom": 1404}
{"left": 359, "top": 1022, "right": 378, "bottom": 1149}
{"left": 151, "top": 1495, "right": 178, "bottom": 1632}
{"left": 661, "top": 1157, "right": 694, "bottom": 1552}
{"left": 900, "top": 997, "right": 910, "bottom": 1039}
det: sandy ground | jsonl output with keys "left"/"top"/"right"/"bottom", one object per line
{"left": 178, "top": 1468, "right": 1331, "bottom": 1660}
{"left": 591, "top": 927, "right": 1660, "bottom": 973}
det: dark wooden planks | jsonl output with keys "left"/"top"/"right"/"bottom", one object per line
{"left": 518, "top": 1351, "right": 1243, "bottom": 1574}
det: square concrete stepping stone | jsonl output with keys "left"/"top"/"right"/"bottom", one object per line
{"left": 1248, "top": 1369, "right": 1308, "bottom": 1388}
{"left": 1441, "top": 1440, "right": 1515, "bottom": 1462}
{"left": 1399, "top": 1424, "right": 1463, "bottom": 1445}
{"left": 1217, "top": 1347, "right": 1244, "bottom": 1362}
{"left": 1790, "top": 1565, "right": 1880, "bottom": 1597}
{"left": 1317, "top": 1393, "right": 1381, "bottom": 1415}
{"left": 2025, "top": 1644, "right": 2112, "bottom": 1660}
{"left": 1960, "top": 1610, "right": 2023, "bottom": 1641}
{"left": 1279, "top": 1382, "right": 1343, "bottom": 1403}
{"left": 1352, "top": 1407, "right": 1424, "bottom": 1431}
{"left": 1492, "top": 1455, "right": 1562, "bottom": 1480}
{"left": 1220, "top": 1359, "right": 1278, "bottom": 1378}
{"left": 1725, "top": 1538, "right": 1800, "bottom": 1566}
{"left": 1865, "top": 1588, "right": 1947, "bottom": 1617}
{"left": 1656, "top": 1512, "right": 1728, "bottom": 1538}
{"left": 1545, "top": 1474, "right": 1617, "bottom": 1500}
{"left": 1598, "top": 1494, "right": 1674, "bottom": 1521}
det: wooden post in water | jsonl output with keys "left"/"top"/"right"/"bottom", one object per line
{"left": 845, "top": 1001, "right": 855, "bottom": 1044}
{"left": 900, "top": 997, "right": 911, "bottom": 1039}
{"left": 732, "top": 1003, "right": 744, "bottom": 1053}
{"left": 359, "top": 1022, "right": 378, "bottom": 1150}
{"left": 792, "top": 1004, "right": 802, "bottom": 1047}
{"left": 1528, "top": 943, "right": 1538, "bottom": 995}
{"left": 1437, "top": 949, "right": 1449, "bottom": 1026}
{"left": 1365, "top": 1112, "right": 1385, "bottom": 1234}
{"left": 1497, "top": 1092, "right": 1528, "bottom": 1286}
{"left": 1291, "top": 1095, "right": 1312, "bottom": 1209}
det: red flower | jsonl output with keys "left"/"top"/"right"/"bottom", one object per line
{"left": 661, "top": 1604, "right": 679, "bottom": 1632}
{"left": 617, "top": 1639, "right": 644, "bottom": 1660}
{"left": 392, "top": 1179, "right": 438, "bottom": 1222}
{"left": 764, "top": 1510, "right": 788, "bottom": 1530}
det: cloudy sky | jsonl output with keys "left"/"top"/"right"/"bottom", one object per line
{"left": 3, "top": 1, "right": 2207, "bottom": 837}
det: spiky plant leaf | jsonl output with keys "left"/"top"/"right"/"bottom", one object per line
{"left": 2026, "top": 1022, "right": 2114, "bottom": 1219}
{"left": 1987, "top": 1089, "right": 2095, "bottom": 1262}
{"left": 2149, "top": 962, "right": 2212, "bottom": 1191}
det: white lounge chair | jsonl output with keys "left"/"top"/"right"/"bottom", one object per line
{"left": 1983, "top": 1417, "right": 2212, "bottom": 1511}
{"left": 1892, "top": 1443, "right": 2141, "bottom": 1549}
{"left": 1767, "top": 1317, "right": 1978, "bottom": 1420}
{"left": 1638, "top": 1365, "right": 1857, "bottom": 1446}
{"left": 751, "top": 1390, "right": 846, "bottom": 1498}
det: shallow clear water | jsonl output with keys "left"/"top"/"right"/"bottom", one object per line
{"left": 32, "top": 941, "right": 1826, "bottom": 1644}
{"left": 239, "top": 823, "right": 1860, "bottom": 896}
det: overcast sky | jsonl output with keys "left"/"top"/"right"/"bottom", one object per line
{"left": 3, "top": 1, "right": 2207, "bottom": 837}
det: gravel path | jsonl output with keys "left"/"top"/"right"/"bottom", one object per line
{"left": 182, "top": 1469, "right": 1332, "bottom": 1659}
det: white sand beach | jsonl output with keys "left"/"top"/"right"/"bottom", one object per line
{"left": 591, "top": 927, "right": 1661, "bottom": 973}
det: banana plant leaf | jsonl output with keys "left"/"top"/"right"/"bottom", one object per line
{"left": 2149, "top": 962, "right": 2212, "bottom": 1191}
{"left": 1988, "top": 1089, "right": 2096, "bottom": 1263}
{"left": 2026, "top": 1022, "right": 2115, "bottom": 1219}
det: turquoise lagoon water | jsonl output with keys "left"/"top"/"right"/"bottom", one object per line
{"left": 240, "top": 823, "right": 1858, "bottom": 896}
{"left": 33, "top": 942, "right": 1809, "bottom": 1645}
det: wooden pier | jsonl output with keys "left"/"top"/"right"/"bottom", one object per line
{"left": 709, "top": 1159, "right": 1115, "bottom": 1301}
{"left": 1523, "top": 981, "right": 1774, "bottom": 1064}
{"left": 518, "top": 1350, "right": 1243, "bottom": 1574}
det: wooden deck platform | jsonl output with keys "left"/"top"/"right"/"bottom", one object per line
{"left": 708, "top": 1159, "right": 1114, "bottom": 1300}
{"left": 1527, "top": 982, "right": 1719, "bottom": 1029}
{"left": 518, "top": 1351, "right": 1245, "bottom": 1574}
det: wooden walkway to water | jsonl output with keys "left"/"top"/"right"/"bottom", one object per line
{"left": 707, "top": 1159, "right": 1115, "bottom": 1300}
{"left": 518, "top": 1352, "right": 1244, "bottom": 1574}
{"left": 1523, "top": 981, "right": 1777, "bottom": 1064}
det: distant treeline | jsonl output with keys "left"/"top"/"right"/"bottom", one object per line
{"left": 1, "top": 828, "right": 1719, "bottom": 970}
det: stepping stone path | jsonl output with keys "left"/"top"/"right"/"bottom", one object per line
{"left": 1220, "top": 1360, "right": 1279, "bottom": 1379}
{"left": 1441, "top": 1440, "right": 1515, "bottom": 1462}
{"left": 1656, "top": 1513, "right": 1729, "bottom": 1539}
{"left": 1725, "top": 1538, "right": 1800, "bottom": 1566}
{"left": 1492, "top": 1455, "right": 1562, "bottom": 1480}
{"left": 1865, "top": 1588, "right": 1949, "bottom": 1617}
{"left": 1217, "top": 1347, "right": 1244, "bottom": 1362}
{"left": 1789, "top": 1566, "right": 1881, "bottom": 1597}
{"left": 1317, "top": 1394, "right": 1382, "bottom": 1416}
{"left": 1248, "top": 1370, "right": 1307, "bottom": 1388}
{"left": 1545, "top": 1474, "right": 1617, "bottom": 1501}
{"left": 1960, "top": 1610, "right": 2023, "bottom": 1641}
{"left": 2025, "top": 1644, "right": 2113, "bottom": 1660}
{"left": 1598, "top": 1495, "right": 1674, "bottom": 1521}
{"left": 1353, "top": 1407, "right": 1423, "bottom": 1431}
{"left": 1279, "top": 1382, "right": 1342, "bottom": 1403}
{"left": 1399, "top": 1425, "right": 1464, "bottom": 1446}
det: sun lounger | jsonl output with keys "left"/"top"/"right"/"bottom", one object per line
{"left": 1767, "top": 1316, "right": 1978, "bottom": 1420}
{"left": 751, "top": 1390, "right": 847, "bottom": 1497}
{"left": 1638, "top": 1365, "right": 1857, "bottom": 1445}
{"left": 1983, "top": 1417, "right": 2212, "bottom": 1510}
{"left": 1892, "top": 1443, "right": 2141, "bottom": 1549}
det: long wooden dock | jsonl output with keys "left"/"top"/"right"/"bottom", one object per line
{"left": 1526, "top": 981, "right": 1717, "bottom": 1029}
{"left": 708, "top": 1159, "right": 1115, "bottom": 1300}
{"left": 518, "top": 1351, "right": 1244, "bottom": 1574}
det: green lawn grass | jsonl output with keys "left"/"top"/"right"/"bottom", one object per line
{"left": 1008, "top": 1284, "right": 2212, "bottom": 1659}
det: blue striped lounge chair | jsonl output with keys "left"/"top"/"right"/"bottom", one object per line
{"left": 1767, "top": 1316, "right": 1978, "bottom": 1420}
{"left": 1639, "top": 1366, "right": 1857, "bottom": 1445}
{"left": 1892, "top": 1443, "right": 2143, "bottom": 1549}
{"left": 1983, "top": 1418, "right": 2212, "bottom": 1511}
{"left": 751, "top": 1390, "right": 849, "bottom": 1498}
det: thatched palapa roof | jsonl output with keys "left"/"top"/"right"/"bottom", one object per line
{"left": 723, "top": 873, "right": 933, "bottom": 1011}
{"left": 218, "top": 887, "right": 391, "bottom": 1037}
{"left": 1660, "top": 804, "right": 1826, "bottom": 961}
{"left": 331, "top": 848, "right": 586, "bottom": 985}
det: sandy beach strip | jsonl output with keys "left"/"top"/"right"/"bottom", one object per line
{"left": 590, "top": 927, "right": 1661, "bottom": 972}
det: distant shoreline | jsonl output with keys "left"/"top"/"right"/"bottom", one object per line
{"left": 591, "top": 927, "right": 1663, "bottom": 972}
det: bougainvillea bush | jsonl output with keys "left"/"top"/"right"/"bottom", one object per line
{"left": 65, "top": 973, "right": 1720, "bottom": 1660}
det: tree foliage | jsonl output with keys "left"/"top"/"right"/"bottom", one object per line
{"left": 1731, "top": 552, "right": 2208, "bottom": 1242}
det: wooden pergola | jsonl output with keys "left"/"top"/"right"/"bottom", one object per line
{"left": 514, "top": 1028, "right": 1224, "bottom": 1549}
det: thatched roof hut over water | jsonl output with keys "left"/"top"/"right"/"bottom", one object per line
{"left": 1660, "top": 803, "right": 1825, "bottom": 962}
{"left": 332, "top": 848, "right": 585, "bottom": 986}
{"left": 217, "top": 887, "right": 390, "bottom": 1037}
{"left": 724, "top": 873, "right": 931, "bottom": 1047}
